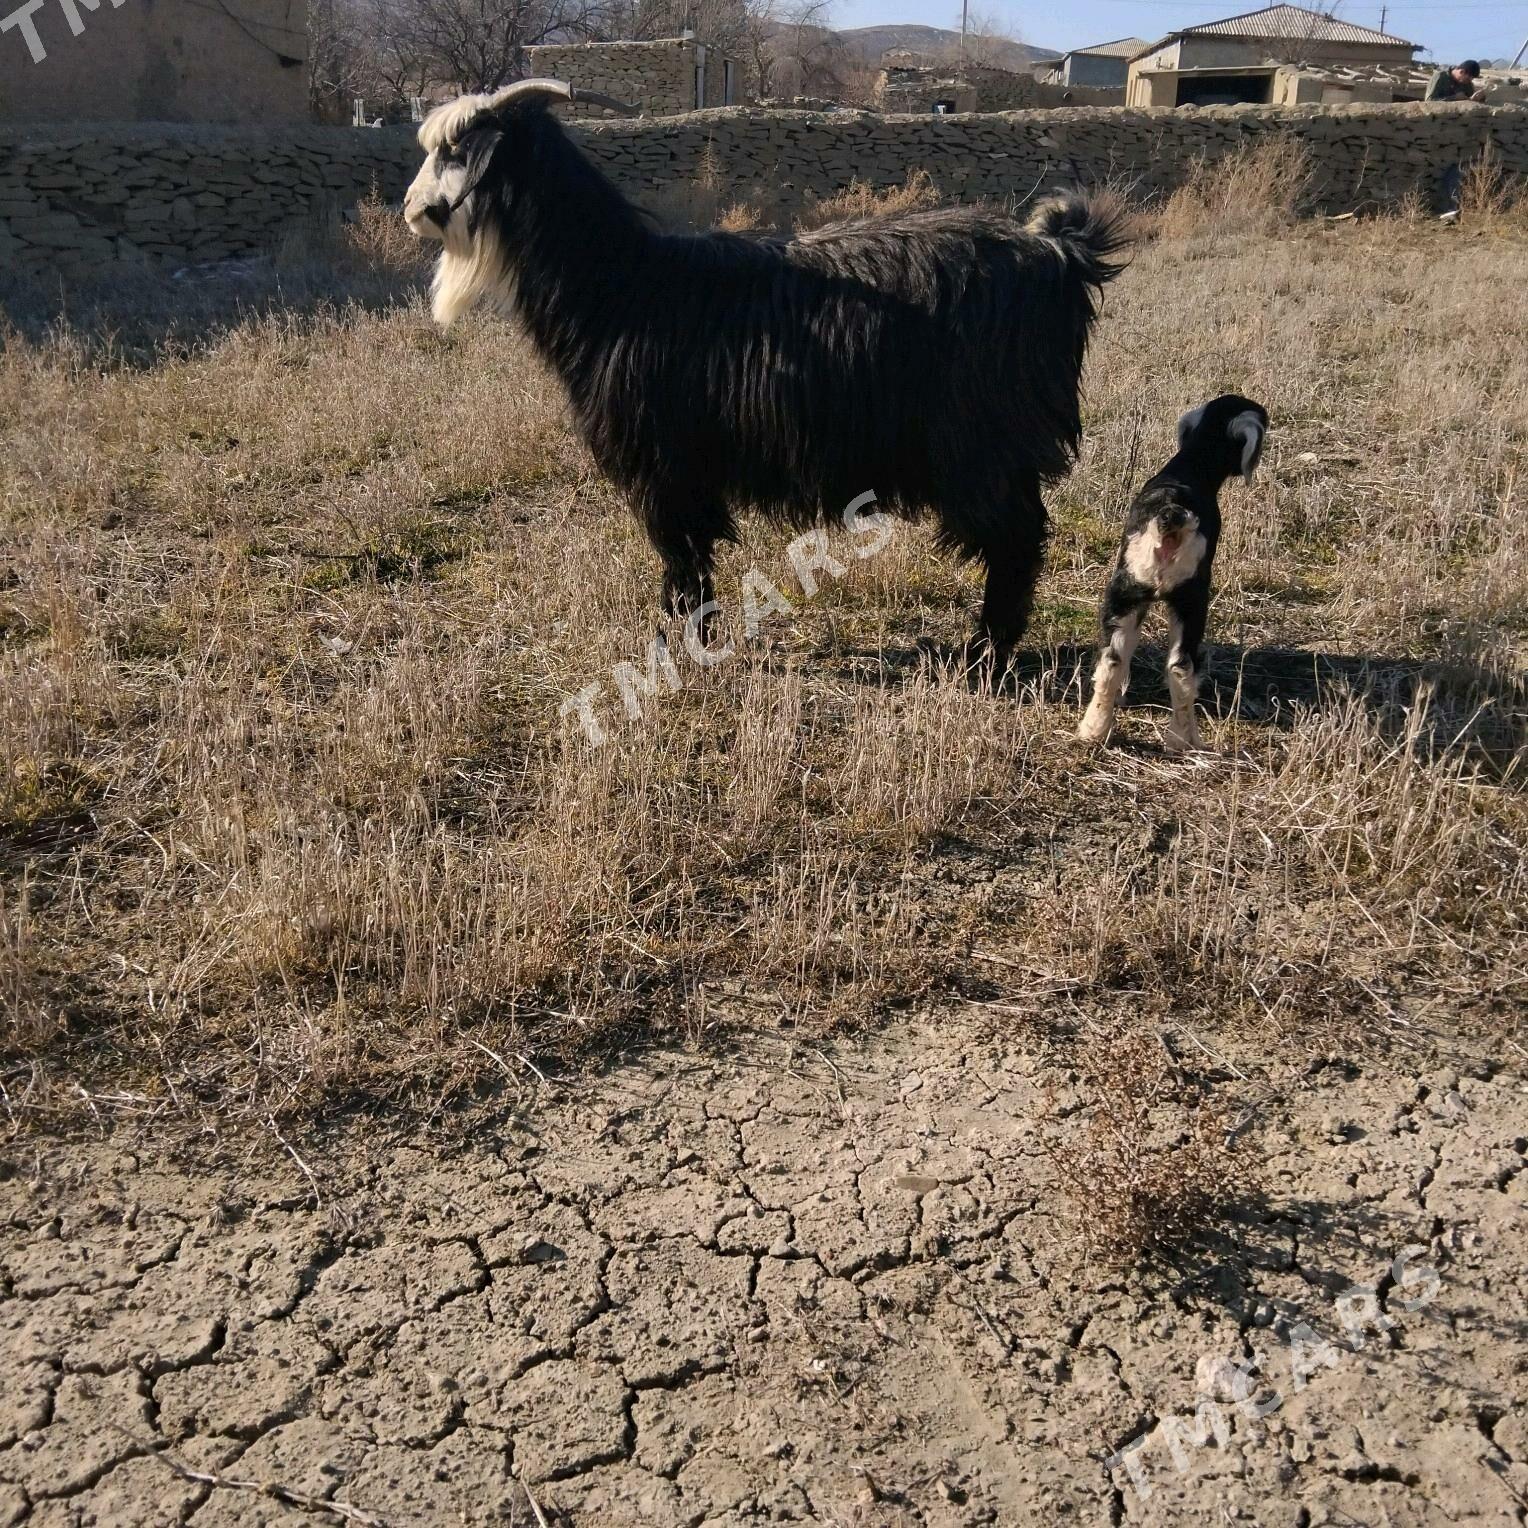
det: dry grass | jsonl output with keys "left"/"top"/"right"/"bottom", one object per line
{"left": 1044, "top": 1030, "right": 1250, "bottom": 1265}
{"left": 1, "top": 179, "right": 1525, "bottom": 1141}
{"left": 1153, "top": 136, "right": 1314, "bottom": 241}
{"left": 795, "top": 168, "right": 943, "bottom": 231}
{"left": 1457, "top": 141, "right": 1528, "bottom": 228}
{"left": 342, "top": 192, "right": 438, "bottom": 278}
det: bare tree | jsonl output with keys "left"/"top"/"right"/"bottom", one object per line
{"left": 394, "top": 0, "right": 601, "bottom": 91}
{"left": 945, "top": 6, "right": 1020, "bottom": 68}
{"left": 309, "top": 0, "right": 373, "bottom": 119}
{"left": 361, "top": 0, "right": 436, "bottom": 105}
{"left": 330, "top": 0, "right": 758, "bottom": 115}
{"left": 756, "top": 0, "right": 845, "bottom": 99}
{"left": 740, "top": 0, "right": 781, "bottom": 97}
{"left": 596, "top": 0, "right": 748, "bottom": 49}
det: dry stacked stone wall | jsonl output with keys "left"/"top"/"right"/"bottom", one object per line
{"left": 0, "top": 125, "right": 419, "bottom": 275}
{"left": 2, "top": 103, "right": 1523, "bottom": 280}
{"left": 526, "top": 39, "right": 731, "bottom": 117}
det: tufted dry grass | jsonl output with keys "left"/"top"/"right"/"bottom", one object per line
{"left": 1, "top": 177, "right": 1524, "bottom": 1137}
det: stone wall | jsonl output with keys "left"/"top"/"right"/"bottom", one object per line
{"left": 0, "top": 124, "right": 416, "bottom": 272}
{"left": 2, "top": 102, "right": 1524, "bottom": 278}
{"left": 526, "top": 38, "right": 738, "bottom": 116}
{"left": 877, "top": 64, "right": 1202, "bottom": 115}
{"left": 576, "top": 100, "right": 1526, "bottom": 217}
{"left": 964, "top": 64, "right": 1049, "bottom": 112}
{"left": 877, "top": 63, "right": 1061, "bottom": 114}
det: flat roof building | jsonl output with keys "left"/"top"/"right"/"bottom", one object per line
{"left": 1126, "top": 5, "right": 1416, "bottom": 108}
{"left": 1044, "top": 39, "right": 1151, "bottom": 92}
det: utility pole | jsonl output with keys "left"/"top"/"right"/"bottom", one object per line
{"left": 1511, "top": 34, "right": 1528, "bottom": 69}
{"left": 960, "top": 0, "right": 969, "bottom": 65}
{"left": 1378, "top": 5, "right": 1387, "bottom": 34}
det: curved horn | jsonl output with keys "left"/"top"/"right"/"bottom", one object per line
{"left": 489, "top": 76, "right": 573, "bottom": 108}
{"left": 570, "top": 86, "right": 641, "bottom": 115}
{"left": 420, "top": 77, "right": 638, "bottom": 150}
{"left": 488, "top": 77, "right": 638, "bottom": 115}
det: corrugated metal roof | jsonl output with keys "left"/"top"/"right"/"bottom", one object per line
{"left": 1070, "top": 37, "right": 1152, "bottom": 59}
{"left": 1179, "top": 5, "right": 1413, "bottom": 47}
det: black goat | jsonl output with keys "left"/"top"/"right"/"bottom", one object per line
{"left": 1078, "top": 394, "right": 1268, "bottom": 751}
{"left": 404, "top": 80, "right": 1129, "bottom": 656}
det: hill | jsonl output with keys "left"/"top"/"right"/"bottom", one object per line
{"left": 836, "top": 22, "right": 1059, "bottom": 70}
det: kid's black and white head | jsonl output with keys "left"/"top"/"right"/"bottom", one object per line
{"left": 1174, "top": 393, "right": 1269, "bottom": 485}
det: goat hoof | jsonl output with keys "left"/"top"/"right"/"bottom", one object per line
{"left": 961, "top": 637, "right": 1015, "bottom": 681}
{"left": 1163, "top": 730, "right": 1201, "bottom": 755}
{"left": 1077, "top": 715, "right": 1113, "bottom": 747}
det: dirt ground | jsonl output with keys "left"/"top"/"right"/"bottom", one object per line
{"left": 4, "top": 1014, "right": 1524, "bottom": 1527}
{"left": 4, "top": 181, "right": 1527, "bottom": 1526}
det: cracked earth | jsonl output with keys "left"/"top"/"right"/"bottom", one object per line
{"left": 3, "top": 1019, "right": 1525, "bottom": 1527}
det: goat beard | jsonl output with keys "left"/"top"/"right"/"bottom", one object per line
{"left": 430, "top": 212, "right": 513, "bottom": 328}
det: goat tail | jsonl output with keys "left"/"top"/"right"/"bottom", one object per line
{"left": 1026, "top": 190, "right": 1132, "bottom": 291}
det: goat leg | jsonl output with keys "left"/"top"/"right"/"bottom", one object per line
{"left": 1163, "top": 582, "right": 1209, "bottom": 753}
{"left": 1079, "top": 580, "right": 1146, "bottom": 746}
{"left": 655, "top": 532, "right": 719, "bottom": 650}
{"left": 973, "top": 486, "right": 1050, "bottom": 661}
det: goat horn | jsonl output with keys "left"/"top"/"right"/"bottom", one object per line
{"left": 488, "top": 77, "right": 639, "bottom": 116}
{"left": 570, "top": 86, "right": 641, "bottom": 116}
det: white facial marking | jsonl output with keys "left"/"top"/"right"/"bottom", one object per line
{"left": 403, "top": 153, "right": 468, "bottom": 243}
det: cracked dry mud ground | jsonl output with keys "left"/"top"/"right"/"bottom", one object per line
{"left": 3, "top": 1019, "right": 1525, "bottom": 1527}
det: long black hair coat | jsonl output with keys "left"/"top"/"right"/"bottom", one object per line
{"left": 411, "top": 99, "right": 1129, "bottom": 648}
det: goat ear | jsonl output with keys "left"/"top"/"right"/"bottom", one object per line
{"left": 1228, "top": 410, "right": 1265, "bottom": 482}
{"left": 1176, "top": 404, "right": 1206, "bottom": 448}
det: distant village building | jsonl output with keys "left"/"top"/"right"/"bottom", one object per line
{"left": 1249, "top": 59, "right": 1526, "bottom": 106}
{"left": 1126, "top": 4, "right": 1417, "bottom": 107}
{"left": 0, "top": 0, "right": 307, "bottom": 122}
{"left": 874, "top": 53, "right": 1120, "bottom": 114}
{"left": 526, "top": 36, "right": 742, "bottom": 116}
{"left": 876, "top": 58, "right": 1042, "bottom": 114}
{"left": 1043, "top": 38, "right": 1150, "bottom": 91}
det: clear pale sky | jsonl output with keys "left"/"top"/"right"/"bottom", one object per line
{"left": 829, "top": 0, "right": 1528, "bottom": 68}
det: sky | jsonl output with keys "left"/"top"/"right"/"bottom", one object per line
{"left": 828, "top": 0, "right": 1528, "bottom": 68}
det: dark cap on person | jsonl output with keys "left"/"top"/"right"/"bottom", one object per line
{"left": 1459, "top": 60, "right": 1482, "bottom": 76}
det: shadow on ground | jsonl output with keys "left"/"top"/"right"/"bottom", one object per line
{"left": 0, "top": 257, "right": 425, "bottom": 363}
{"left": 865, "top": 637, "right": 1528, "bottom": 769}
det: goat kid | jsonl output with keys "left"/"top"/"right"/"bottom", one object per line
{"left": 403, "top": 80, "right": 1129, "bottom": 660}
{"left": 1078, "top": 394, "right": 1268, "bottom": 752}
